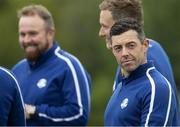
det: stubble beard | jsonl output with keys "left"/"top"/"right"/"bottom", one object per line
{"left": 24, "top": 40, "right": 50, "bottom": 62}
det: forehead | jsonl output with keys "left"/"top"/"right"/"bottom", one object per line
{"left": 111, "top": 30, "right": 140, "bottom": 45}
{"left": 19, "top": 15, "right": 45, "bottom": 31}
{"left": 99, "top": 10, "right": 114, "bottom": 25}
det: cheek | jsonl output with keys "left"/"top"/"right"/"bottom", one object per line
{"left": 140, "top": 47, "right": 147, "bottom": 58}
{"left": 113, "top": 52, "right": 122, "bottom": 61}
{"left": 19, "top": 42, "right": 24, "bottom": 49}
{"left": 144, "top": 47, "right": 148, "bottom": 55}
{"left": 19, "top": 36, "right": 23, "bottom": 42}
{"left": 106, "top": 28, "right": 110, "bottom": 35}
{"left": 135, "top": 50, "right": 146, "bottom": 63}
{"left": 33, "top": 35, "right": 41, "bottom": 41}
{"left": 101, "top": 27, "right": 110, "bottom": 36}
{"left": 99, "top": 27, "right": 104, "bottom": 33}
{"left": 19, "top": 37, "right": 23, "bottom": 44}
{"left": 40, "top": 33, "right": 47, "bottom": 41}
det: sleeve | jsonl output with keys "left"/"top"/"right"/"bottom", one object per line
{"left": 35, "top": 57, "right": 91, "bottom": 125}
{"left": 0, "top": 69, "right": 26, "bottom": 126}
{"left": 147, "top": 40, "right": 179, "bottom": 109}
{"left": 8, "top": 83, "right": 26, "bottom": 126}
{"left": 140, "top": 77, "right": 174, "bottom": 126}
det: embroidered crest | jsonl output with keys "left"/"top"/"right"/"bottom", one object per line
{"left": 121, "top": 98, "right": 128, "bottom": 109}
{"left": 37, "top": 78, "right": 47, "bottom": 88}
{"left": 149, "top": 43, "right": 152, "bottom": 48}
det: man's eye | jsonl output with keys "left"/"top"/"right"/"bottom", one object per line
{"left": 101, "top": 24, "right": 109, "bottom": 29}
{"left": 127, "top": 43, "right": 135, "bottom": 49}
{"left": 29, "top": 32, "right": 37, "bottom": 36}
{"left": 19, "top": 33, "right": 25, "bottom": 37}
{"left": 113, "top": 46, "right": 122, "bottom": 53}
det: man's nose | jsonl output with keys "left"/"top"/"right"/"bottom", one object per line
{"left": 99, "top": 27, "right": 105, "bottom": 38}
{"left": 122, "top": 47, "right": 129, "bottom": 56}
{"left": 23, "top": 35, "right": 32, "bottom": 43}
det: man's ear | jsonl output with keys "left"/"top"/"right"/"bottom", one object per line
{"left": 47, "top": 28, "right": 55, "bottom": 41}
{"left": 143, "top": 38, "right": 149, "bottom": 49}
{"left": 48, "top": 28, "right": 55, "bottom": 37}
{"left": 142, "top": 38, "right": 149, "bottom": 55}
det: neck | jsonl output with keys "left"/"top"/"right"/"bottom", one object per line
{"left": 124, "top": 71, "right": 130, "bottom": 78}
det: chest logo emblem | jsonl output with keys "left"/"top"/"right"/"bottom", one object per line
{"left": 37, "top": 78, "right": 47, "bottom": 88}
{"left": 121, "top": 98, "right": 128, "bottom": 109}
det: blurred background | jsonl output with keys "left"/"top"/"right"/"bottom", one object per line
{"left": 0, "top": 0, "right": 179, "bottom": 125}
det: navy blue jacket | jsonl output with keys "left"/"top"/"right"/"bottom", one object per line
{"left": 12, "top": 42, "right": 91, "bottom": 126}
{"left": 113, "top": 39, "right": 180, "bottom": 125}
{"left": 105, "top": 62, "right": 177, "bottom": 126}
{"left": 0, "top": 67, "right": 25, "bottom": 126}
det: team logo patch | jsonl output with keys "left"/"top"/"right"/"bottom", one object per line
{"left": 121, "top": 98, "right": 128, "bottom": 109}
{"left": 37, "top": 78, "right": 47, "bottom": 88}
{"left": 149, "top": 43, "right": 152, "bottom": 48}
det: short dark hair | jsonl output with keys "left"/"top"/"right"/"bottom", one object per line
{"left": 99, "top": 0, "right": 143, "bottom": 26}
{"left": 110, "top": 18, "right": 145, "bottom": 43}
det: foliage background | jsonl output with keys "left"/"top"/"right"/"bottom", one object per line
{"left": 0, "top": 0, "right": 179, "bottom": 125}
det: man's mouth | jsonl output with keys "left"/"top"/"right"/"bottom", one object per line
{"left": 122, "top": 59, "right": 134, "bottom": 66}
{"left": 23, "top": 44, "right": 38, "bottom": 52}
{"left": 23, "top": 44, "right": 38, "bottom": 49}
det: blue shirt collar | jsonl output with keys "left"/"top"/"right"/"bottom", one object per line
{"left": 28, "top": 41, "right": 59, "bottom": 69}
{"left": 122, "top": 61, "right": 154, "bottom": 84}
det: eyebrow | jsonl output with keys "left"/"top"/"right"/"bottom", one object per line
{"left": 112, "top": 45, "right": 121, "bottom": 49}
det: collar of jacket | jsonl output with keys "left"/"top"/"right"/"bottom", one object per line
{"left": 122, "top": 60, "right": 154, "bottom": 85}
{"left": 27, "top": 41, "right": 59, "bottom": 69}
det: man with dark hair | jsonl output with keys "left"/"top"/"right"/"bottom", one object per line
{"left": 105, "top": 18, "right": 177, "bottom": 126}
{"left": 98, "top": 0, "right": 180, "bottom": 124}
{"left": 0, "top": 66, "right": 25, "bottom": 126}
{"left": 12, "top": 4, "right": 91, "bottom": 126}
